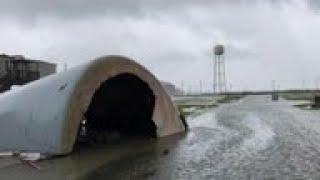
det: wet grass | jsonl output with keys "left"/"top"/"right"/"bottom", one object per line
{"left": 281, "top": 92, "right": 320, "bottom": 111}
{"left": 293, "top": 104, "right": 320, "bottom": 111}
{"left": 174, "top": 96, "right": 217, "bottom": 117}
{"left": 293, "top": 104, "right": 310, "bottom": 108}
{"left": 178, "top": 104, "right": 217, "bottom": 117}
{"left": 216, "top": 94, "right": 244, "bottom": 104}
{"left": 281, "top": 93, "right": 315, "bottom": 101}
{"left": 174, "top": 94, "right": 244, "bottom": 117}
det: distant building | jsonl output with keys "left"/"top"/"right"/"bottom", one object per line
{"left": 161, "top": 81, "right": 184, "bottom": 96}
{"left": 0, "top": 54, "right": 56, "bottom": 92}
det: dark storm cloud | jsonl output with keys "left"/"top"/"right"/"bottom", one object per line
{"left": 0, "top": 0, "right": 188, "bottom": 19}
{"left": 0, "top": 0, "right": 143, "bottom": 19}
{"left": 0, "top": 0, "right": 305, "bottom": 20}
{"left": 0, "top": 0, "right": 318, "bottom": 91}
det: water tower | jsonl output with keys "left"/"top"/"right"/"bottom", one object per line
{"left": 213, "top": 44, "right": 227, "bottom": 94}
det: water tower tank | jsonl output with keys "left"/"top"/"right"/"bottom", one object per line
{"left": 214, "top": 45, "right": 224, "bottom": 55}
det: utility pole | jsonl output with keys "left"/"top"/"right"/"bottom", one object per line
{"left": 272, "top": 80, "right": 276, "bottom": 91}
{"left": 302, "top": 80, "right": 306, "bottom": 90}
{"left": 272, "top": 80, "right": 279, "bottom": 101}
{"left": 181, "top": 81, "right": 184, "bottom": 95}
{"left": 199, "top": 80, "right": 203, "bottom": 95}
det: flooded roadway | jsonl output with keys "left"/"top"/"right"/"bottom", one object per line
{"left": 2, "top": 95, "right": 320, "bottom": 179}
{"left": 84, "top": 95, "right": 320, "bottom": 179}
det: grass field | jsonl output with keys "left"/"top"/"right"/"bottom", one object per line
{"left": 281, "top": 92, "right": 315, "bottom": 101}
{"left": 173, "top": 94, "right": 244, "bottom": 117}
{"left": 280, "top": 92, "right": 320, "bottom": 110}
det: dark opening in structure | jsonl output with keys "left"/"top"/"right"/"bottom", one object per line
{"left": 77, "top": 73, "right": 156, "bottom": 144}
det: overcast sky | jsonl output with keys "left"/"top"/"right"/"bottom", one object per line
{"left": 0, "top": 0, "right": 319, "bottom": 91}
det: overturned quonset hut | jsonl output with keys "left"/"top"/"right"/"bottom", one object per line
{"left": 0, "top": 56, "right": 186, "bottom": 155}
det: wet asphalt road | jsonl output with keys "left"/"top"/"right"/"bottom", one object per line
{"left": 85, "top": 95, "right": 320, "bottom": 180}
